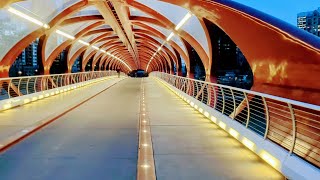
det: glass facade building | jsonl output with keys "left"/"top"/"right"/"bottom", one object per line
{"left": 9, "top": 39, "right": 39, "bottom": 77}
{"left": 297, "top": 7, "right": 320, "bottom": 37}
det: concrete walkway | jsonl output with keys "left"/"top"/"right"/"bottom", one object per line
{"left": 0, "top": 77, "right": 284, "bottom": 179}
{"left": 0, "top": 78, "right": 141, "bottom": 180}
{"left": 0, "top": 77, "right": 124, "bottom": 149}
{"left": 144, "top": 78, "right": 284, "bottom": 180}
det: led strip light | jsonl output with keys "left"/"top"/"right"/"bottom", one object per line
{"left": 7, "top": 7, "right": 50, "bottom": 29}
{"left": 146, "top": 12, "right": 193, "bottom": 72}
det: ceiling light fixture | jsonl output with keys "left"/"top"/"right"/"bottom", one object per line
{"left": 91, "top": 45, "right": 99, "bottom": 50}
{"left": 56, "top": 30, "right": 75, "bottom": 40}
{"left": 78, "top": 40, "right": 90, "bottom": 46}
{"left": 8, "top": 7, "right": 50, "bottom": 29}
{"left": 175, "top": 12, "right": 193, "bottom": 30}
{"left": 146, "top": 12, "right": 192, "bottom": 72}
{"left": 166, "top": 32, "right": 175, "bottom": 41}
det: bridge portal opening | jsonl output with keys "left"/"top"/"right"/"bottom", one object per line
{"left": 128, "top": 69, "right": 148, "bottom": 78}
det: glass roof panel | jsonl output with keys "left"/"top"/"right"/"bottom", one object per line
{"left": 60, "top": 20, "right": 100, "bottom": 36}
{"left": 147, "top": 23, "right": 171, "bottom": 37}
{"left": 93, "top": 41, "right": 106, "bottom": 48}
{"left": 83, "top": 41, "right": 105, "bottom": 60}
{"left": 171, "top": 34, "right": 187, "bottom": 56}
{"left": 181, "top": 16, "right": 210, "bottom": 56}
{"left": 68, "top": 42, "right": 84, "bottom": 61}
{"left": 46, "top": 21, "right": 100, "bottom": 60}
{"left": 45, "top": 32, "right": 68, "bottom": 60}
{"left": 129, "top": 7, "right": 152, "bottom": 18}
{"left": 82, "top": 32, "right": 106, "bottom": 42}
{"left": 93, "top": 51, "right": 103, "bottom": 60}
{"left": 69, "top": 32, "right": 106, "bottom": 61}
{"left": 136, "top": 0, "right": 188, "bottom": 25}
{"left": 71, "top": 5, "right": 100, "bottom": 17}
{"left": 13, "top": 0, "right": 79, "bottom": 23}
{"left": 134, "top": 23, "right": 184, "bottom": 57}
{"left": 92, "top": 24, "right": 111, "bottom": 31}
{"left": 101, "top": 53, "right": 108, "bottom": 60}
{"left": 0, "top": 9, "right": 39, "bottom": 62}
{"left": 83, "top": 47, "right": 96, "bottom": 60}
{"left": 135, "top": 22, "right": 187, "bottom": 55}
{"left": 151, "top": 36, "right": 164, "bottom": 46}
{"left": 152, "top": 36, "right": 174, "bottom": 54}
{"left": 132, "top": 25, "right": 141, "bottom": 30}
{"left": 163, "top": 43, "right": 175, "bottom": 56}
{"left": 100, "top": 54, "right": 108, "bottom": 64}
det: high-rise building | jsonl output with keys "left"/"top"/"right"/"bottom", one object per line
{"left": 9, "top": 39, "right": 39, "bottom": 77}
{"left": 72, "top": 56, "right": 81, "bottom": 73}
{"left": 22, "top": 39, "right": 39, "bottom": 76}
{"left": 297, "top": 7, "right": 320, "bottom": 37}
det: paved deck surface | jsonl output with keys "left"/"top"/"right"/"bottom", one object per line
{"left": 0, "top": 77, "right": 124, "bottom": 146}
{"left": 0, "top": 77, "right": 284, "bottom": 179}
{"left": 0, "top": 78, "right": 141, "bottom": 180}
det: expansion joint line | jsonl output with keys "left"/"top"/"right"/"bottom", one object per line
{"left": 137, "top": 78, "right": 156, "bottom": 180}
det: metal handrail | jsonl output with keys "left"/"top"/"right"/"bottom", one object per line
{"left": 0, "top": 71, "right": 112, "bottom": 81}
{"left": 151, "top": 72, "right": 320, "bottom": 168}
{"left": 0, "top": 71, "right": 119, "bottom": 102}
{"left": 152, "top": 73, "right": 320, "bottom": 111}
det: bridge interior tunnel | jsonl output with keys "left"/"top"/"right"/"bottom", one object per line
{"left": 0, "top": 0, "right": 320, "bottom": 178}
{"left": 1, "top": 0, "right": 319, "bottom": 105}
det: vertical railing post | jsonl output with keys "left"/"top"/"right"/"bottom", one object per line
{"left": 202, "top": 84, "right": 206, "bottom": 104}
{"left": 40, "top": 76, "right": 44, "bottom": 91}
{"left": 61, "top": 75, "right": 64, "bottom": 87}
{"left": 288, "top": 103, "right": 296, "bottom": 155}
{"left": 230, "top": 89, "right": 236, "bottom": 119}
{"left": 58, "top": 75, "right": 61, "bottom": 87}
{"left": 213, "top": 85, "right": 217, "bottom": 109}
{"left": 55, "top": 76, "right": 59, "bottom": 87}
{"left": 8, "top": 80, "right": 11, "bottom": 99}
{"left": 45, "top": 76, "right": 48, "bottom": 90}
{"left": 186, "top": 80, "right": 191, "bottom": 96}
{"left": 18, "top": 78, "right": 22, "bottom": 96}
{"left": 206, "top": 85, "right": 211, "bottom": 106}
{"left": 26, "top": 78, "right": 30, "bottom": 95}
{"left": 192, "top": 81, "right": 196, "bottom": 98}
{"left": 244, "top": 92, "right": 250, "bottom": 128}
{"left": 34, "top": 77, "right": 38, "bottom": 93}
{"left": 220, "top": 87, "right": 225, "bottom": 114}
{"left": 262, "top": 97, "right": 269, "bottom": 139}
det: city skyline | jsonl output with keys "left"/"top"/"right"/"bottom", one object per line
{"left": 232, "top": 0, "right": 319, "bottom": 25}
